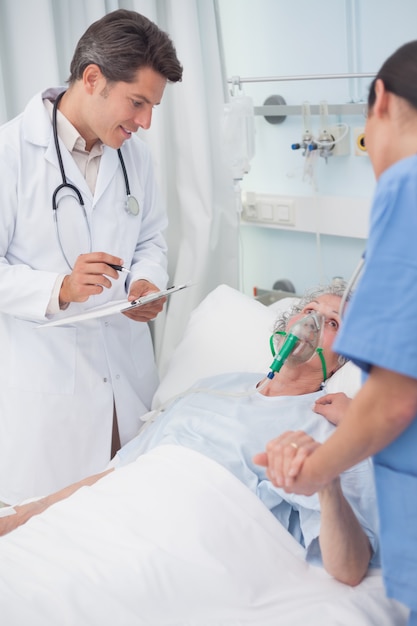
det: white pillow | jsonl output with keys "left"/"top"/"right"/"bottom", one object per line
{"left": 325, "top": 360, "right": 361, "bottom": 397}
{"left": 152, "top": 284, "right": 360, "bottom": 408}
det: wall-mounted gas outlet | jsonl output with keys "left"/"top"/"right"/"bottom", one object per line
{"left": 354, "top": 127, "right": 367, "bottom": 156}
{"left": 329, "top": 125, "right": 350, "bottom": 156}
{"left": 315, "top": 126, "right": 350, "bottom": 159}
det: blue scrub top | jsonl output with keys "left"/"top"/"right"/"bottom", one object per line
{"left": 335, "top": 154, "right": 417, "bottom": 612}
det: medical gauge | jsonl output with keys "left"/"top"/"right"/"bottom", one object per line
{"left": 52, "top": 91, "right": 140, "bottom": 269}
{"left": 268, "top": 312, "right": 326, "bottom": 380}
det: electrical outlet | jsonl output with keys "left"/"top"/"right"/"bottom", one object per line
{"left": 354, "top": 127, "right": 367, "bottom": 156}
{"left": 329, "top": 125, "right": 350, "bottom": 156}
{"left": 242, "top": 193, "right": 296, "bottom": 226}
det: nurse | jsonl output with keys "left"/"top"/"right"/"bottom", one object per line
{"left": 0, "top": 10, "right": 182, "bottom": 504}
{"left": 255, "top": 40, "right": 417, "bottom": 625}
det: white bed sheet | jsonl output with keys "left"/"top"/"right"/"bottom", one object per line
{"left": 0, "top": 445, "right": 408, "bottom": 626}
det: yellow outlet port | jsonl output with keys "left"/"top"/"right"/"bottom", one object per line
{"left": 356, "top": 133, "right": 366, "bottom": 151}
{"left": 354, "top": 127, "right": 367, "bottom": 156}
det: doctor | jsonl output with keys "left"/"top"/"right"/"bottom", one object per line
{"left": 0, "top": 9, "right": 182, "bottom": 505}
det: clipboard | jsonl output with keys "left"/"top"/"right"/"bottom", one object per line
{"left": 39, "top": 283, "right": 191, "bottom": 328}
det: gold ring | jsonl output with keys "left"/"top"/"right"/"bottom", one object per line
{"left": 290, "top": 442, "right": 299, "bottom": 450}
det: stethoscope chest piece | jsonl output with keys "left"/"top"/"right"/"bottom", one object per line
{"left": 126, "top": 195, "right": 140, "bottom": 216}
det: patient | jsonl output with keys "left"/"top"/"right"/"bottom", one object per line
{"left": 0, "top": 283, "right": 377, "bottom": 587}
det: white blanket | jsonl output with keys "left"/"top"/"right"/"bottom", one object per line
{"left": 0, "top": 445, "right": 408, "bottom": 626}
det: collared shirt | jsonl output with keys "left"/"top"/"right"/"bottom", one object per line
{"left": 44, "top": 97, "right": 104, "bottom": 193}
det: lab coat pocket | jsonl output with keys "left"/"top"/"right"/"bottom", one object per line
{"left": 9, "top": 319, "right": 77, "bottom": 395}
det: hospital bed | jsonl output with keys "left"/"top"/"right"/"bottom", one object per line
{"left": 0, "top": 285, "right": 409, "bottom": 626}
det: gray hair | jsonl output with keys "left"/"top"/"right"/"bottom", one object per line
{"left": 273, "top": 282, "right": 349, "bottom": 366}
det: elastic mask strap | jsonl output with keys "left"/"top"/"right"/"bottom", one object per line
{"left": 316, "top": 347, "right": 327, "bottom": 382}
{"left": 269, "top": 331, "right": 286, "bottom": 357}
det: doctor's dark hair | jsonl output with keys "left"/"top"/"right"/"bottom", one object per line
{"left": 368, "top": 40, "right": 417, "bottom": 112}
{"left": 272, "top": 282, "right": 349, "bottom": 368}
{"left": 68, "top": 9, "right": 183, "bottom": 85}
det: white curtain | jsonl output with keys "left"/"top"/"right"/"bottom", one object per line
{"left": 0, "top": 0, "right": 239, "bottom": 374}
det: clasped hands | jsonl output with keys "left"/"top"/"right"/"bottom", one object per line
{"left": 253, "top": 392, "right": 351, "bottom": 495}
{"left": 253, "top": 430, "right": 321, "bottom": 495}
{"left": 59, "top": 251, "right": 166, "bottom": 322}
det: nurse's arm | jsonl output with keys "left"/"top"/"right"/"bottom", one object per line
{"left": 0, "top": 469, "right": 114, "bottom": 537}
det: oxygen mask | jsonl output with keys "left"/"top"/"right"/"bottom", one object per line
{"left": 268, "top": 312, "right": 326, "bottom": 380}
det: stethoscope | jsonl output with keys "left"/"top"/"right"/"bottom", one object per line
{"left": 52, "top": 90, "right": 140, "bottom": 270}
{"left": 339, "top": 252, "right": 365, "bottom": 319}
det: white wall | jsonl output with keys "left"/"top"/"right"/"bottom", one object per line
{"left": 217, "top": 0, "right": 417, "bottom": 294}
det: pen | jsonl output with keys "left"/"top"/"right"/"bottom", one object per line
{"left": 106, "top": 263, "right": 131, "bottom": 273}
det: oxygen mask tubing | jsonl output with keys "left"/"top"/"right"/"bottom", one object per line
{"left": 268, "top": 312, "right": 326, "bottom": 380}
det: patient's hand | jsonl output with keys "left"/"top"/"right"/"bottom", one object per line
{"left": 314, "top": 392, "right": 352, "bottom": 426}
{"left": 253, "top": 430, "right": 320, "bottom": 490}
{"left": 0, "top": 468, "right": 114, "bottom": 537}
{"left": 0, "top": 499, "right": 48, "bottom": 536}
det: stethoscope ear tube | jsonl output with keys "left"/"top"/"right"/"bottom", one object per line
{"left": 51, "top": 90, "right": 140, "bottom": 269}
{"left": 52, "top": 182, "right": 84, "bottom": 209}
{"left": 339, "top": 253, "right": 365, "bottom": 319}
{"left": 52, "top": 91, "right": 68, "bottom": 187}
{"left": 52, "top": 90, "right": 140, "bottom": 216}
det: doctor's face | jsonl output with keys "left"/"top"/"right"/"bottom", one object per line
{"left": 84, "top": 66, "right": 167, "bottom": 150}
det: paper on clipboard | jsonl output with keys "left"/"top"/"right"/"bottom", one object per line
{"left": 39, "top": 283, "right": 191, "bottom": 328}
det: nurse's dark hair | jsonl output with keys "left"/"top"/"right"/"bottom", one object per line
{"left": 273, "top": 282, "right": 349, "bottom": 367}
{"left": 68, "top": 9, "right": 183, "bottom": 84}
{"left": 368, "top": 40, "right": 417, "bottom": 112}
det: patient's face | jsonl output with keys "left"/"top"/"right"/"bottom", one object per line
{"left": 288, "top": 294, "right": 342, "bottom": 374}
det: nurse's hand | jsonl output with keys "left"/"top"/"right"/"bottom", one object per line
{"left": 123, "top": 279, "right": 167, "bottom": 322}
{"left": 59, "top": 252, "right": 124, "bottom": 306}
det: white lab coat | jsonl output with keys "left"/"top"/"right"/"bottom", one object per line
{"left": 0, "top": 88, "right": 169, "bottom": 503}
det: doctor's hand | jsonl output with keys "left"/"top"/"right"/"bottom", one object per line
{"left": 123, "top": 279, "right": 167, "bottom": 322}
{"left": 59, "top": 252, "right": 124, "bottom": 307}
{"left": 253, "top": 430, "right": 320, "bottom": 492}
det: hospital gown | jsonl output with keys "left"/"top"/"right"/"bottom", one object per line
{"left": 117, "top": 372, "right": 380, "bottom": 566}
